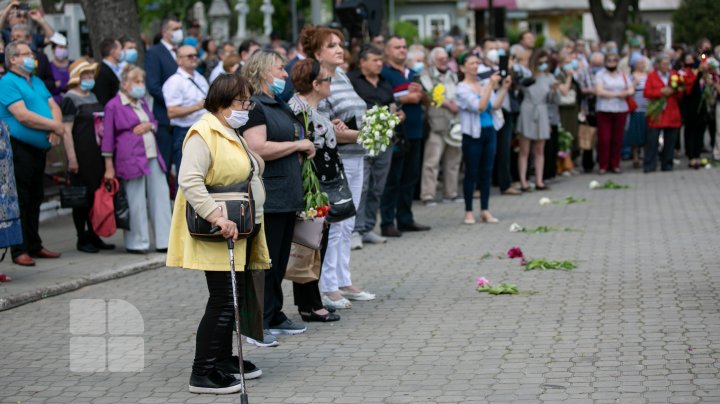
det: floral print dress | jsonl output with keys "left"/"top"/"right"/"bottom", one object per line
{"left": 0, "top": 120, "right": 22, "bottom": 250}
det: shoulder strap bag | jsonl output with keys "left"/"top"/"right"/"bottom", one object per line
{"left": 186, "top": 136, "right": 257, "bottom": 241}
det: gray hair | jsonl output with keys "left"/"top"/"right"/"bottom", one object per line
{"left": 10, "top": 24, "right": 30, "bottom": 38}
{"left": 406, "top": 47, "right": 425, "bottom": 65}
{"left": 654, "top": 53, "right": 671, "bottom": 67}
{"left": 242, "top": 50, "right": 286, "bottom": 95}
{"left": 589, "top": 51, "right": 605, "bottom": 65}
{"left": 4, "top": 40, "right": 29, "bottom": 69}
{"left": 428, "top": 47, "right": 447, "bottom": 66}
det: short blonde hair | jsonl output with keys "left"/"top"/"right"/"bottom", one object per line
{"left": 241, "top": 50, "right": 286, "bottom": 95}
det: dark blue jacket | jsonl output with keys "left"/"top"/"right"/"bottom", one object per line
{"left": 144, "top": 43, "right": 177, "bottom": 126}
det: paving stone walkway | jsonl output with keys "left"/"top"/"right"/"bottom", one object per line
{"left": 1, "top": 167, "right": 719, "bottom": 403}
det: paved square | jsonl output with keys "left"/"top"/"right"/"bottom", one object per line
{"left": 1, "top": 168, "right": 719, "bottom": 403}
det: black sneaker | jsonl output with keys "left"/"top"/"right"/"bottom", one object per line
{"left": 188, "top": 368, "right": 243, "bottom": 394}
{"left": 76, "top": 241, "right": 99, "bottom": 254}
{"left": 216, "top": 356, "right": 263, "bottom": 380}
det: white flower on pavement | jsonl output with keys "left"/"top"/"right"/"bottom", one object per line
{"left": 589, "top": 180, "right": 601, "bottom": 189}
{"left": 539, "top": 197, "right": 552, "bottom": 206}
{"left": 509, "top": 223, "right": 523, "bottom": 232}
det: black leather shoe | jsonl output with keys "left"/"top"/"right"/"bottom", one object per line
{"left": 188, "top": 369, "right": 243, "bottom": 394}
{"left": 216, "top": 356, "right": 262, "bottom": 380}
{"left": 381, "top": 226, "right": 402, "bottom": 237}
{"left": 90, "top": 235, "right": 115, "bottom": 250}
{"left": 77, "top": 242, "right": 99, "bottom": 253}
{"left": 300, "top": 310, "right": 341, "bottom": 322}
{"left": 155, "top": 248, "right": 168, "bottom": 253}
{"left": 397, "top": 222, "right": 431, "bottom": 232}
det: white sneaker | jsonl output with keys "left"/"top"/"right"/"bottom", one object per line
{"left": 362, "top": 231, "right": 387, "bottom": 244}
{"left": 351, "top": 232, "right": 363, "bottom": 250}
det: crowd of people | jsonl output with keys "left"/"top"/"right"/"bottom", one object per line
{"left": 0, "top": 0, "right": 719, "bottom": 394}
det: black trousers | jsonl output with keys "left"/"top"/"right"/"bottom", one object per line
{"left": 193, "top": 270, "right": 246, "bottom": 374}
{"left": 644, "top": 127, "right": 678, "bottom": 172}
{"left": 381, "top": 139, "right": 422, "bottom": 228}
{"left": 544, "top": 125, "right": 559, "bottom": 180}
{"left": 292, "top": 225, "right": 328, "bottom": 313}
{"left": 10, "top": 138, "right": 46, "bottom": 258}
{"left": 494, "top": 110, "right": 514, "bottom": 191}
{"left": 685, "top": 118, "right": 707, "bottom": 160}
{"left": 262, "top": 212, "right": 295, "bottom": 328}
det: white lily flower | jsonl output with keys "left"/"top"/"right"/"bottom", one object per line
{"left": 539, "top": 197, "right": 552, "bottom": 206}
{"left": 589, "top": 180, "right": 601, "bottom": 189}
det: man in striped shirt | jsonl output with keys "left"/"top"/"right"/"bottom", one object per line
{"left": 379, "top": 36, "right": 431, "bottom": 237}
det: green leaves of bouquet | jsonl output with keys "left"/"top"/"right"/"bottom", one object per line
{"left": 476, "top": 277, "right": 520, "bottom": 295}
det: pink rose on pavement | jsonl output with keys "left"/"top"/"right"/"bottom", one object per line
{"left": 507, "top": 247, "right": 524, "bottom": 259}
{"left": 476, "top": 277, "right": 491, "bottom": 287}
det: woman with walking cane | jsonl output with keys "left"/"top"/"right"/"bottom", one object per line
{"left": 166, "top": 74, "right": 270, "bottom": 395}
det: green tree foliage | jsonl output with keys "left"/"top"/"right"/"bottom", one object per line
{"left": 393, "top": 21, "right": 419, "bottom": 44}
{"left": 673, "top": 0, "right": 720, "bottom": 46}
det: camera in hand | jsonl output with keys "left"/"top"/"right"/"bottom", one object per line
{"left": 499, "top": 55, "right": 509, "bottom": 78}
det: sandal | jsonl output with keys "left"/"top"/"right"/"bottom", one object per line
{"left": 321, "top": 295, "right": 352, "bottom": 310}
{"left": 299, "top": 311, "right": 341, "bottom": 322}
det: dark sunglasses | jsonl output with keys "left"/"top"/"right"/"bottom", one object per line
{"left": 180, "top": 54, "right": 198, "bottom": 59}
{"left": 317, "top": 76, "right": 332, "bottom": 84}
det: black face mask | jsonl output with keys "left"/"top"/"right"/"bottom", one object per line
{"left": 605, "top": 65, "right": 617, "bottom": 72}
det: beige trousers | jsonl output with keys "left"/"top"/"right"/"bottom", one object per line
{"left": 420, "top": 131, "right": 462, "bottom": 201}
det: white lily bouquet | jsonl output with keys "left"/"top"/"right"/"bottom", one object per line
{"left": 357, "top": 105, "right": 400, "bottom": 156}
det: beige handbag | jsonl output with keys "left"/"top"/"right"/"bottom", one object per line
{"left": 578, "top": 124, "right": 597, "bottom": 151}
{"left": 292, "top": 217, "right": 325, "bottom": 250}
{"left": 285, "top": 242, "right": 321, "bottom": 284}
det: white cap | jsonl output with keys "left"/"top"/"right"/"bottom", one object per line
{"left": 49, "top": 32, "right": 67, "bottom": 47}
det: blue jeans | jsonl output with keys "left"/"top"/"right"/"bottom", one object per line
{"left": 381, "top": 138, "right": 422, "bottom": 228}
{"left": 462, "top": 128, "right": 496, "bottom": 212}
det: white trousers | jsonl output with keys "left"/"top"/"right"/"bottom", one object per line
{"left": 123, "top": 159, "right": 172, "bottom": 250}
{"left": 320, "top": 155, "right": 364, "bottom": 293}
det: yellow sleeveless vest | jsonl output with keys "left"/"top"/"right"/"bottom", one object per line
{"left": 166, "top": 113, "right": 270, "bottom": 271}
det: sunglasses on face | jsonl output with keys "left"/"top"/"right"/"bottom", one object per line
{"left": 180, "top": 54, "right": 198, "bottom": 59}
{"left": 317, "top": 77, "right": 332, "bottom": 84}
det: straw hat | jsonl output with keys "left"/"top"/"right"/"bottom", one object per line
{"left": 67, "top": 59, "right": 98, "bottom": 87}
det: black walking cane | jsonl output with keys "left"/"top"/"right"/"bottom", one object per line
{"left": 212, "top": 227, "right": 250, "bottom": 404}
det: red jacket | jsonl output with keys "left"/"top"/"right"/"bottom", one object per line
{"left": 644, "top": 70, "right": 683, "bottom": 128}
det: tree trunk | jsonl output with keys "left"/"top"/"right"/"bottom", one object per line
{"left": 589, "top": 0, "right": 632, "bottom": 49}
{"left": 78, "top": 0, "right": 144, "bottom": 63}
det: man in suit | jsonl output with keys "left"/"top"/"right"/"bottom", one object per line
{"left": 145, "top": 16, "right": 182, "bottom": 181}
{"left": 93, "top": 38, "right": 122, "bottom": 106}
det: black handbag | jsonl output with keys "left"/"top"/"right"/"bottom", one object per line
{"left": 59, "top": 176, "right": 88, "bottom": 208}
{"left": 186, "top": 138, "right": 256, "bottom": 242}
{"left": 319, "top": 171, "right": 356, "bottom": 223}
{"left": 114, "top": 181, "right": 131, "bottom": 230}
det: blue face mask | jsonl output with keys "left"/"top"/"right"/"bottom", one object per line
{"left": 538, "top": 63, "right": 548, "bottom": 72}
{"left": 80, "top": 79, "right": 95, "bottom": 91}
{"left": 123, "top": 49, "right": 138, "bottom": 64}
{"left": 269, "top": 77, "right": 285, "bottom": 95}
{"left": 590, "top": 66, "right": 602, "bottom": 74}
{"left": 411, "top": 62, "right": 424, "bottom": 74}
{"left": 609, "top": 47, "right": 618, "bottom": 55}
{"left": 497, "top": 48, "right": 506, "bottom": 57}
{"left": 445, "top": 44, "right": 454, "bottom": 54}
{"left": 554, "top": 67, "right": 561, "bottom": 76}
{"left": 21, "top": 56, "right": 35, "bottom": 73}
{"left": 129, "top": 85, "right": 146, "bottom": 99}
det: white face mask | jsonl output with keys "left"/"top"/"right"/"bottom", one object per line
{"left": 224, "top": 109, "right": 249, "bottom": 129}
{"left": 486, "top": 49, "right": 499, "bottom": 64}
{"left": 171, "top": 29, "right": 184, "bottom": 45}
